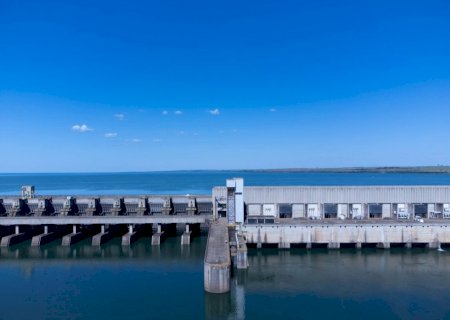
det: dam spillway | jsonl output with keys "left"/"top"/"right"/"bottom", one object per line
{"left": 2, "top": 179, "right": 450, "bottom": 293}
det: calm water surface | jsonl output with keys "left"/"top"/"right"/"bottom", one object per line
{"left": 2, "top": 171, "right": 450, "bottom": 195}
{"left": 0, "top": 239, "right": 449, "bottom": 320}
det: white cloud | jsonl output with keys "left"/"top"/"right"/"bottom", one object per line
{"left": 174, "top": 110, "right": 183, "bottom": 115}
{"left": 152, "top": 138, "right": 162, "bottom": 143}
{"left": 209, "top": 108, "right": 220, "bottom": 115}
{"left": 72, "top": 124, "right": 93, "bottom": 132}
{"left": 179, "top": 130, "right": 185, "bottom": 135}
{"left": 114, "top": 113, "right": 125, "bottom": 120}
{"left": 269, "top": 108, "right": 277, "bottom": 112}
{"left": 162, "top": 110, "right": 168, "bottom": 115}
{"left": 132, "top": 138, "right": 141, "bottom": 143}
{"left": 104, "top": 133, "right": 118, "bottom": 138}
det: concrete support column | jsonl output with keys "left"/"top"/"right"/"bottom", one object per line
{"left": 32, "top": 225, "right": 63, "bottom": 247}
{"left": 278, "top": 242, "right": 290, "bottom": 249}
{"left": 92, "top": 224, "right": 113, "bottom": 246}
{"left": 62, "top": 225, "right": 85, "bottom": 246}
{"left": 181, "top": 223, "right": 192, "bottom": 245}
{"left": 152, "top": 224, "right": 165, "bottom": 246}
{"left": 1, "top": 225, "right": 29, "bottom": 247}
{"left": 377, "top": 242, "right": 390, "bottom": 249}
{"left": 122, "top": 224, "right": 138, "bottom": 246}
{"left": 405, "top": 242, "right": 412, "bottom": 249}
{"left": 355, "top": 242, "right": 362, "bottom": 249}
{"left": 328, "top": 242, "right": 340, "bottom": 249}
{"left": 427, "top": 241, "right": 440, "bottom": 249}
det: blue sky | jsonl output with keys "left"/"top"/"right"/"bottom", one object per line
{"left": 1, "top": 0, "right": 450, "bottom": 172}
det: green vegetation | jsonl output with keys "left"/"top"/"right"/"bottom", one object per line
{"left": 249, "top": 166, "right": 450, "bottom": 174}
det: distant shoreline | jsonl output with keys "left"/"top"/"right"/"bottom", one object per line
{"left": 245, "top": 166, "right": 450, "bottom": 174}
{"left": 1, "top": 166, "right": 450, "bottom": 175}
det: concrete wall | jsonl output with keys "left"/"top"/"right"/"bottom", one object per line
{"left": 242, "top": 224, "right": 450, "bottom": 245}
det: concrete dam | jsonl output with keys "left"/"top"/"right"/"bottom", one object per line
{"left": 2, "top": 179, "right": 450, "bottom": 293}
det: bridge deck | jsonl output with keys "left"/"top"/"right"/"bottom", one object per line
{"left": 0, "top": 215, "right": 209, "bottom": 225}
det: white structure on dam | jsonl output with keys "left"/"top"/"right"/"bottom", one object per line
{"left": 214, "top": 180, "right": 450, "bottom": 249}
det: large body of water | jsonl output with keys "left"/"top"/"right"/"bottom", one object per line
{"left": 2, "top": 171, "right": 450, "bottom": 195}
{"left": 1, "top": 171, "right": 450, "bottom": 319}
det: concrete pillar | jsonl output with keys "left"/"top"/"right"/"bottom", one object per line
{"left": 306, "top": 242, "right": 312, "bottom": 250}
{"left": 92, "top": 225, "right": 113, "bottom": 246}
{"left": 256, "top": 228, "right": 262, "bottom": 249}
{"left": 122, "top": 224, "right": 138, "bottom": 246}
{"left": 405, "top": 242, "right": 412, "bottom": 249}
{"left": 152, "top": 224, "right": 165, "bottom": 246}
{"left": 73, "top": 225, "right": 77, "bottom": 233}
{"left": 1, "top": 226, "right": 29, "bottom": 247}
{"left": 236, "top": 235, "right": 248, "bottom": 269}
{"left": 32, "top": 225, "right": 62, "bottom": 247}
{"left": 377, "top": 242, "right": 390, "bottom": 249}
{"left": 427, "top": 241, "right": 440, "bottom": 249}
{"left": 278, "top": 242, "right": 290, "bottom": 249}
{"left": 355, "top": 242, "right": 362, "bottom": 249}
{"left": 328, "top": 242, "right": 340, "bottom": 249}
{"left": 181, "top": 226, "right": 192, "bottom": 246}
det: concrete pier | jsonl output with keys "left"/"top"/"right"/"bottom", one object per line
{"left": 377, "top": 242, "right": 390, "bottom": 249}
{"left": 62, "top": 225, "right": 87, "bottom": 246}
{"left": 278, "top": 242, "right": 291, "bottom": 249}
{"left": 236, "top": 235, "right": 248, "bottom": 270}
{"left": 122, "top": 224, "right": 139, "bottom": 246}
{"left": 427, "top": 241, "right": 441, "bottom": 249}
{"left": 181, "top": 224, "right": 192, "bottom": 245}
{"left": 0, "top": 226, "right": 31, "bottom": 247}
{"left": 204, "top": 221, "right": 231, "bottom": 294}
{"left": 151, "top": 224, "right": 165, "bottom": 246}
{"left": 328, "top": 242, "right": 340, "bottom": 249}
{"left": 92, "top": 225, "right": 114, "bottom": 246}
{"left": 31, "top": 225, "right": 63, "bottom": 247}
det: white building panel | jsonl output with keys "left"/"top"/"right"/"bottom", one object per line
{"left": 262, "top": 204, "right": 276, "bottom": 217}
{"left": 382, "top": 204, "right": 391, "bottom": 218}
{"left": 247, "top": 204, "right": 262, "bottom": 216}
{"left": 292, "top": 204, "right": 305, "bottom": 219}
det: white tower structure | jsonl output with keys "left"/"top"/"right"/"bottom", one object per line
{"left": 226, "top": 178, "right": 244, "bottom": 225}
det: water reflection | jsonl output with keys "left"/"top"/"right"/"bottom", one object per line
{"left": 1, "top": 239, "right": 450, "bottom": 320}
